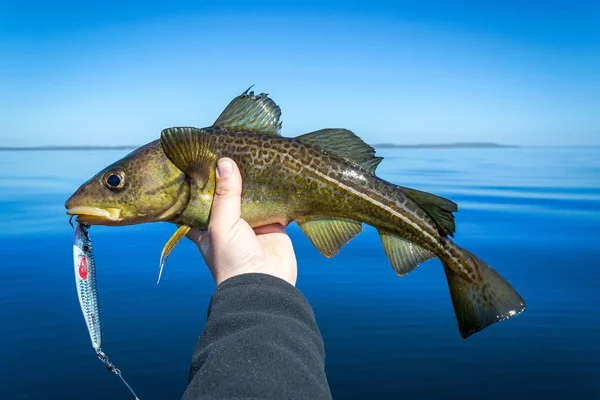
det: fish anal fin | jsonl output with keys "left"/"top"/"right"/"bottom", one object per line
{"left": 295, "top": 129, "right": 383, "bottom": 173}
{"left": 157, "top": 225, "right": 191, "bottom": 283}
{"left": 160, "top": 127, "right": 217, "bottom": 186}
{"left": 296, "top": 217, "right": 362, "bottom": 258}
{"left": 213, "top": 88, "right": 282, "bottom": 135}
{"left": 378, "top": 231, "right": 435, "bottom": 276}
{"left": 399, "top": 186, "right": 458, "bottom": 237}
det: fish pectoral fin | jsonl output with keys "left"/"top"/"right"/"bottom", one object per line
{"left": 378, "top": 231, "right": 435, "bottom": 276}
{"left": 157, "top": 225, "right": 191, "bottom": 283}
{"left": 296, "top": 217, "right": 362, "bottom": 258}
{"left": 398, "top": 186, "right": 458, "bottom": 237}
{"left": 160, "top": 127, "right": 217, "bottom": 185}
{"left": 295, "top": 129, "right": 383, "bottom": 173}
{"left": 213, "top": 87, "right": 282, "bottom": 135}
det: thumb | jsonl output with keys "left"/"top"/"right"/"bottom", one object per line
{"left": 209, "top": 158, "right": 242, "bottom": 232}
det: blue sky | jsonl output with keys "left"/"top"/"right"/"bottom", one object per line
{"left": 1, "top": 1, "right": 598, "bottom": 146}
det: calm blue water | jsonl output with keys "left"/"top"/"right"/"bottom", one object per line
{"left": 1, "top": 147, "right": 599, "bottom": 399}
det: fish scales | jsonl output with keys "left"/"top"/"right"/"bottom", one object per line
{"left": 221, "top": 131, "right": 481, "bottom": 281}
{"left": 207, "top": 129, "right": 443, "bottom": 249}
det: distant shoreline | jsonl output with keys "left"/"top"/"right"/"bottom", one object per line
{"left": 0, "top": 146, "right": 139, "bottom": 151}
{"left": 0, "top": 143, "right": 517, "bottom": 151}
{"left": 372, "top": 142, "right": 518, "bottom": 149}
{"left": 1, "top": 143, "right": 596, "bottom": 151}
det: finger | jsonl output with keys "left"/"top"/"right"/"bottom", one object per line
{"left": 185, "top": 227, "right": 204, "bottom": 245}
{"left": 209, "top": 158, "right": 242, "bottom": 232}
{"left": 253, "top": 223, "right": 287, "bottom": 235}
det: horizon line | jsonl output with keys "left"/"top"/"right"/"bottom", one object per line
{"left": 1, "top": 142, "right": 599, "bottom": 151}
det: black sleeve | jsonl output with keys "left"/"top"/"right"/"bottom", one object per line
{"left": 181, "top": 273, "right": 332, "bottom": 400}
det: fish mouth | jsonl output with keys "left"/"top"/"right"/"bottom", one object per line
{"left": 66, "top": 206, "right": 122, "bottom": 224}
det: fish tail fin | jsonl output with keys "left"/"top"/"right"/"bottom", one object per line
{"left": 442, "top": 244, "right": 526, "bottom": 338}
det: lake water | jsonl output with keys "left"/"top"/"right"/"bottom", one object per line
{"left": 1, "top": 147, "right": 599, "bottom": 399}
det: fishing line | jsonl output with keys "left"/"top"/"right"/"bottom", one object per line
{"left": 96, "top": 349, "right": 140, "bottom": 400}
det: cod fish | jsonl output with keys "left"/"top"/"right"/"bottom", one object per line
{"left": 65, "top": 89, "right": 525, "bottom": 338}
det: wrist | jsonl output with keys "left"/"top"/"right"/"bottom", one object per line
{"left": 216, "top": 272, "right": 297, "bottom": 289}
{"left": 213, "top": 267, "right": 296, "bottom": 287}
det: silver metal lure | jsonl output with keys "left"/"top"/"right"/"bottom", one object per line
{"left": 73, "top": 223, "right": 141, "bottom": 399}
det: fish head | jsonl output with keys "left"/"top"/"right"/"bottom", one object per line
{"left": 65, "top": 141, "right": 190, "bottom": 226}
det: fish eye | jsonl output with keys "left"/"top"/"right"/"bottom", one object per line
{"left": 82, "top": 245, "right": 90, "bottom": 252}
{"left": 103, "top": 170, "right": 125, "bottom": 191}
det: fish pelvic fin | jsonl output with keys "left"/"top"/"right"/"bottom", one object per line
{"left": 160, "top": 127, "right": 217, "bottom": 186}
{"left": 399, "top": 186, "right": 458, "bottom": 237}
{"left": 158, "top": 225, "right": 191, "bottom": 283}
{"left": 213, "top": 89, "right": 282, "bottom": 135}
{"left": 296, "top": 216, "right": 362, "bottom": 258}
{"left": 295, "top": 129, "right": 383, "bottom": 173}
{"left": 378, "top": 230, "right": 435, "bottom": 276}
{"left": 443, "top": 244, "right": 526, "bottom": 338}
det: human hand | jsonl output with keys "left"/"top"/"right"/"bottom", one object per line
{"left": 186, "top": 158, "right": 298, "bottom": 286}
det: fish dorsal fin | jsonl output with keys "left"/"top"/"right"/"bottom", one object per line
{"left": 295, "top": 129, "right": 383, "bottom": 173}
{"left": 213, "top": 88, "right": 282, "bottom": 135}
{"left": 296, "top": 216, "right": 362, "bottom": 258}
{"left": 399, "top": 186, "right": 458, "bottom": 237}
{"left": 378, "top": 231, "right": 435, "bottom": 276}
{"left": 160, "top": 127, "right": 217, "bottom": 185}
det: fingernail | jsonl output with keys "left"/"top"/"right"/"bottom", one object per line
{"left": 217, "top": 159, "right": 233, "bottom": 178}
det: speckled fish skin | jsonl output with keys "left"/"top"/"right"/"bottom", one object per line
{"left": 174, "top": 127, "right": 436, "bottom": 239}
{"left": 65, "top": 90, "right": 526, "bottom": 338}
{"left": 170, "top": 129, "right": 492, "bottom": 295}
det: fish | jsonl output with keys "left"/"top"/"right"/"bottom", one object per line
{"left": 65, "top": 88, "right": 526, "bottom": 338}
{"left": 73, "top": 223, "right": 141, "bottom": 399}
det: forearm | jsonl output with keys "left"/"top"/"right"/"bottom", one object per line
{"left": 182, "top": 273, "right": 331, "bottom": 400}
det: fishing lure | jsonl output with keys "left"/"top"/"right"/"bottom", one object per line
{"left": 73, "top": 222, "right": 140, "bottom": 399}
